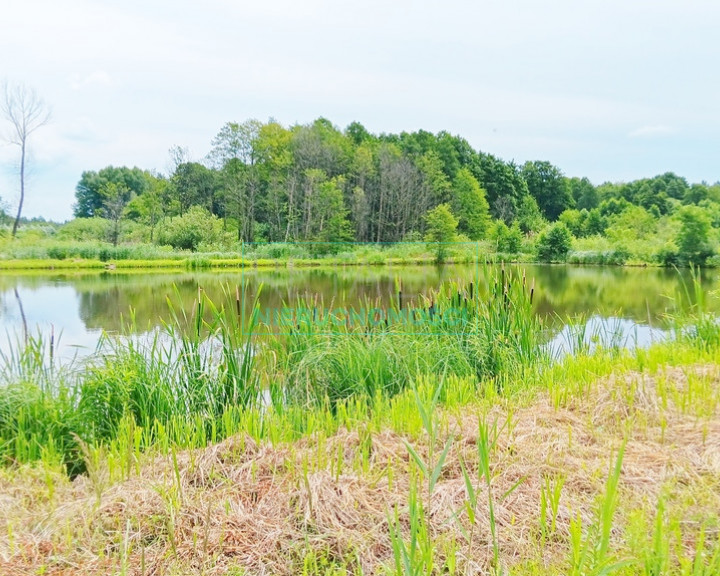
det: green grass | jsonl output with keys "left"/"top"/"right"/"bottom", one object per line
{"left": 0, "top": 239, "right": 536, "bottom": 271}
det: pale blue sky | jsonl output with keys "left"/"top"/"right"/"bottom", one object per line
{"left": 1, "top": 0, "right": 718, "bottom": 221}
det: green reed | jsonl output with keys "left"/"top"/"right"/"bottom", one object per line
{"left": 0, "top": 266, "right": 552, "bottom": 474}
{"left": 0, "top": 330, "right": 87, "bottom": 473}
{"left": 270, "top": 264, "right": 546, "bottom": 410}
{"left": 0, "top": 283, "right": 260, "bottom": 474}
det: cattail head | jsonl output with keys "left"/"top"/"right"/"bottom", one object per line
{"left": 530, "top": 278, "right": 535, "bottom": 305}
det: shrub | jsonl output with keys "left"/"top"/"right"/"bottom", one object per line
{"left": 536, "top": 222, "right": 573, "bottom": 262}
{"left": 98, "top": 246, "right": 132, "bottom": 261}
{"left": 705, "top": 254, "right": 720, "bottom": 268}
{"left": 490, "top": 221, "right": 523, "bottom": 254}
{"left": 655, "top": 244, "right": 681, "bottom": 267}
{"left": 47, "top": 245, "right": 69, "bottom": 260}
{"left": 567, "top": 249, "right": 629, "bottom": 266}
{"left": 57, "top": 218, "right": 109, "bottom": 242}
{"left": 246, "top": 242, "right": 312, "bottom": 260}
{"left": 155, "top": 207, "right": 223, "bottom": 251}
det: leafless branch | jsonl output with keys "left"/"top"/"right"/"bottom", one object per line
{"left": 1, "top": 82, "right": 51, "bottom": 146}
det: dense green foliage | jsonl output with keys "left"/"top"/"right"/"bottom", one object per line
{"left": 536, "top": 222, "right": 573, "bottom": 262}
{"left": 74, "top": 166, "right": 154, "bottom": 218}
{"left": 70, "top": 120, "right": 520, "bottom": 247}
{"left": 521, "top": 160, "right": 573, "bottom": 221}
{"left": 1, "top": 117, "right": 719, "bottom": 265}
{"left": 423, "top": 203, "right": 458, "bottom": 262}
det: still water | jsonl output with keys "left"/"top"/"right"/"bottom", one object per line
{"left": 0, "top": 264, "right": 716, "bottom": 361}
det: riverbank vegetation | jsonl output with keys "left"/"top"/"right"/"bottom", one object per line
{"left": 1, "top": 269, "right": 719, "bottom": 573}
{"left": 2, "top": 119, "right": 720, "bottom": 268}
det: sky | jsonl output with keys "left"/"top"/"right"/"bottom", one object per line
{"left": 0, "top": 0, "right": 718, "bottom": 221}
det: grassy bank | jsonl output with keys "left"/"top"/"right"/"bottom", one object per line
{"left": 0, "top": 252, "right": 670, "bottom": 272}
{"left": 3, "top": 356, "right": 719, "bottom": 575}
{"left": 1, "top": 235, "right": 701, "bottom": 272}
{"left": 0, "top": 241, "right": 494, "bottom": 271}
{"left": 1, "top": 269, "right": 719, "bottom": 573}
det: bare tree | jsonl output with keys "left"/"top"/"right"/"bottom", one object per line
{"left": 167, "top": 144, "right": 191, "bottom": 176}
{"left": 1, "top": 83, "right": 50, "bottom": 237}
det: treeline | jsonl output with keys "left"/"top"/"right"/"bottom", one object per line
{"left": 70, "top": 117, "right": 720, "bottom": 263}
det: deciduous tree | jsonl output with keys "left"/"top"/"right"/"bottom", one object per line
{"left": 424, "top": 203, "right": 458, "bottom": 262}
{"left": 75, "top": 166, "right": 153, "bottom": 218}
{"left": 209, "top": 120, "right": 262, "bottom": 240}
{"left": 676, "top": 205, "right": 713, "bottom": 265}
{"left": 1, "top": 83, "right": 50, "bottom": 237}
{"left": 100, "top": 182, "right": 132, "bottom": 246}
{"left": 522, "top": 160, "right": 573, "bottom": 221}
{"left": 451, "top": 168, "right": 490, "bottom": 240}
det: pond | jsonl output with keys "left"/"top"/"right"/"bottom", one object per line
{"left": 0, "top": 263, "right": 716, "bottom": 361}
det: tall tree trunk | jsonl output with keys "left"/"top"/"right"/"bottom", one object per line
{"left": 11, "top": 141, "right": 25, "bottom": 238}
{"left": 285, "top": 177, "right": 296, "bottom": 242}
{"left": 376, "top": 186, "right": 384, "bottom": 243}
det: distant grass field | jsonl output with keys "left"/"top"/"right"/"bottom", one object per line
{"left": 0, "top": 241, "right": 497, "bottom": 270}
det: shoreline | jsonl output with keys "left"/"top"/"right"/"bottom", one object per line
{"left": 0, "top": 253, "right": 680, "bottom": 272}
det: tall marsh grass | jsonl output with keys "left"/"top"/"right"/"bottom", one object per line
{"left": 0, "top": 285, "right": 260, "bottom": 474}
{"left": 269, "top": 265, "right": 545, "bottom": 408}
{"left": 0, "top": 267, "right": 542, "bottom": 473}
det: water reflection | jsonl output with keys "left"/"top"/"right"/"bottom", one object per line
{"left": 546, "top": 315, "right": 670, "bottom": 358}
{"left": 0, "top": 264, "right": 717, "bottom": 360}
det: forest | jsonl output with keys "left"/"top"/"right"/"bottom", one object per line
{"left": 4, "top": 117, "right": 720, "bottom": 266}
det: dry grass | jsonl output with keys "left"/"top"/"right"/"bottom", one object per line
{"left": 1, "top": 364, "right": 719, "bottom": 575}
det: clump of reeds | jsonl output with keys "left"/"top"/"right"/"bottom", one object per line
{"left": 271, "top": 264, "right": 545, "bottom": 408}
{"left": 672, "top": 267, "right": 720, "bottom": 351}
{"left": 0, "top": 330, "right": 88, "bottom": 474}
{"left": 0, "top": 284, "right": 261, "bottom": 475}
